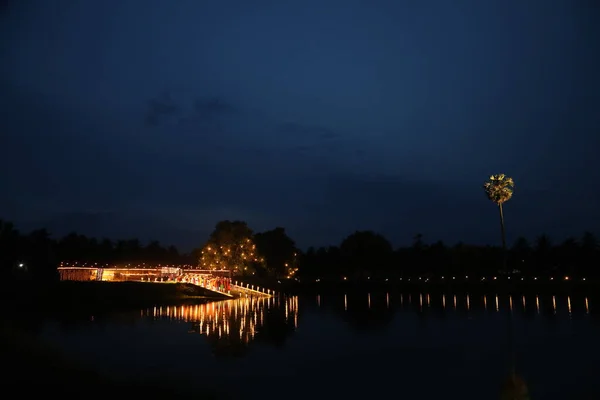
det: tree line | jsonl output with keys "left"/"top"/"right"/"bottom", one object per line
{"left": 1, "top": 218, "right": 599, "bottom": 282}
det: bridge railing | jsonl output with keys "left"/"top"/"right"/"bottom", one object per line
{"left": 232, "top": 281, "right": 275, "bottom": 296}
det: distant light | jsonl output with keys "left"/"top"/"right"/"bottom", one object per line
{"left": 385, "top": 278, "right": 388, "bottom": 282}
{"left": 465, "top": 276, "right": 468, "bottom": 279}
{"left": 583, "top": 278, "right": 587, "bottom": 281}
{"left": 452, "top": 277, "right": 455, "bottom": 280}
{"left": 18, "top": 263, "right": 24, "bottom": 268}
{"left": 564, "top": 276, "right": 569, "bottom": 281}
{"left": 534, "top": 277, "right": 538, "bottom": 280}
{"left": 343, "top": 277, "right": 347, "bottom": 280}
{"left": 441, "top": 276, "right": 444, "bottom": 279}
{"left": 493, "top": 276, "right": 497, "bottom": 280}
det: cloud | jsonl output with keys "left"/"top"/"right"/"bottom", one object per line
{"left": 193, "top": 97, "right": 236, "bottom": 116}
{"left": 145, "top": 91, "right": 181, "bottom": 127}
{"left": 278, "top": 122, "right": 340, "bottom": 141}
{"left": 20, "top": 210, "right": 205, "bottom": 250}
{"left": 312, "top": 172, "right": 494, "bottom": 246}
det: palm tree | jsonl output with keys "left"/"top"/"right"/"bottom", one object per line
{"left": 483, "top": 174, "right": 514, "bottom": 272}
{"left": 484, "top": 175, "right": 528, "bottom": 398}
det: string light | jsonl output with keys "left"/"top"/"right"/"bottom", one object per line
{"left": 199, "top": 237, "right": 262, "bottom": 274}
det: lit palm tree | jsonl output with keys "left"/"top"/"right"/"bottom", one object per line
{"left": 483, "top": 174, "right": 514, "bottom": 272}
{"left": 485, "top": 175, "right": 527, "bottom": 399}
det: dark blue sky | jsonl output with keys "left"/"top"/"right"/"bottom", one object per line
{"left": 1, "top": 0, "right": 599, "bottom": 250}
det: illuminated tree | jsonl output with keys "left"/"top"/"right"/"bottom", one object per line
{"left": 199, "top": 220, "right": 264, "bottom": 275}
{"left": 483, "top": 174, "right": 514, "bottom": 271}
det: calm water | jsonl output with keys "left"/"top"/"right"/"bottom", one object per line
{"left": 40, "top": 292, "right": 600, "bottom": 399}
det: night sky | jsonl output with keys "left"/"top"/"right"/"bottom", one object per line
{"left": 2, "top": 1, "right": 599, "bottom": 250}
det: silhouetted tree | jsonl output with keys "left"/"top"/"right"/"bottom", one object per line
{"left": 534, "top": 234, "right": 553, "bottom": 274}
{"left": 340, "top": 231, "right": 393, "bottom": 279}
{"left": 1, "top": 216, "right": 599, "bottom": 283}
{"left": 254, "top": 227, "right": 298, "bottom": 278}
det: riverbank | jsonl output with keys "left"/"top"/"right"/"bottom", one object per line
{"left": 236, "top": 275, "right": 600, "bottom": 296}
{"left": 293, "top": 278, "right": 599, "bottom": 295}
{"left": 2, "top": 280, "right": 230, "bottom": 312}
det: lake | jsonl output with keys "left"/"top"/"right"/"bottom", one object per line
{"left": 40, "top": 291, "right": 600, "bottom": 399}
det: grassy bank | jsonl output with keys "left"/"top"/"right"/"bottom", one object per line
{"left": 3, "top": 280, "right": 230, "bottom": 312}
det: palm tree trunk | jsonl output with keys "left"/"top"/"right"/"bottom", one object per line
{"left": 499, "top": 203, "right": 507, "bottom": 273}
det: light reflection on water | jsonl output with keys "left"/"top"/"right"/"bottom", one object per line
{"left": 40, "top": 291, "right": 599, "bottom": 400}
{"left": 141, "top": 296, "right": 299, "bottom": 349}
{"left": 334, "top": 292, "right": 592, "bottom": 316}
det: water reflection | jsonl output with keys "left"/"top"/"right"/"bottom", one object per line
{"left": 141, "top": 296, "right": 299, "bottom": 357}
{"left": 37, "top": 291, "right": 600, "bottom": 400}
{"left": 309, "top": 292, "right": 595, "bottom": 330}
{"left": 586, "top": 297, "right": 589, "bottom": 314}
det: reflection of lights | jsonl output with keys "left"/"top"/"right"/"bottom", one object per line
{"left": 317, "top": 295, "right": 321, "bottom": 307}
{"left": 442, "top": 294, "right": 446, "bottom": 309}
{"left": 483, "top": 295, "right": 487, "bottom": 309}
{"left": 509, "top": 296, "right": 513, "bottom": 312}
{"left": 143, "top": 296, "right": 299, "bottom": 348}
{"left": 344, "top": 294, "right": 347, "bottom": 311}
{"left": 419, "top": 293, "right": 423, "bottom": 309}
{"left": 567, "top": 296, "right": 572, "bottom": 315}
{"left": 453, "top": 295, "right": 457, "bottom": 309}
{"left": 522, "top": 296, "right": 526, "bottom": 310}
{"left": 386, "top": 293, "right": 390, "bottom": 308}
{"left": 585, "top": 297, "right": 589, "bottom": 314}
{"left": 552, "top": 296, "right": 556, "bottom": 313}
{"left": 466, "top": 294, "right": 470, "bottom": 310}
{"left": 536, "top": 296, "right": 540, "bottom": 314}
{"left": 495, "top": 295, "right": 499, "bottom": 312}
{"left": 368, "top": 293, "right": 371, "bottom": 309}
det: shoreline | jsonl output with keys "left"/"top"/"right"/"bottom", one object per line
{"left": 3, "top": 280, "right": 230, "bottom": 313}
{"left": 251, "top": 278, "right": 600, "bottom": 296}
